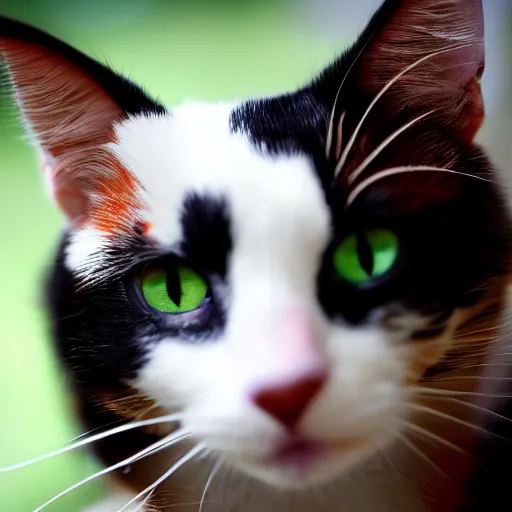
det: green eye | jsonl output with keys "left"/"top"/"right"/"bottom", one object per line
{"left": 333, "top": 229, "right": 399, "bottom": 285}
{"left": 140, "top": 265, "right": 208, "bottom": 313}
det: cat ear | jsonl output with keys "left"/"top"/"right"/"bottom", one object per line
{"left": 0, "top": 16, "right": 164, "bottom": 221}
{"left": 353, "top": 0, "right": 485, "bottom": 142}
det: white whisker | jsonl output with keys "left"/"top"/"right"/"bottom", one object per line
{"left": 347, "top": 111, "right": 434, "bottom": 184}
{"left": 334, "top": 111, "right": 345, "bottom": 161}
{"left": 118, "top": 443, "right": 205, "bottom": 512}
{"left": 140, "top": 489, "right": 156, "bottom": 512}
{"left": 346, "top": 165, "right": 490, "bottom": 207}
{"left": 34, "top": 430, "right": 190, "bottom": 512}
{"left": 396, "top": 432, "right": 451, "bottom": 482}
{"left": 0, "top": 413, "right": 181, "bottom": 472}
{"left": 333, "top": 41, "right": 483, "bottom": 179}
{"left": 413, "top": 386, "right": 512, "bottom": 399}
{"left": 403, "top": 422, "right": 468, "bottom": 456}
{"left": 199, "top": 458, "right": 222, "bottom": 512}
{"left": 453, "top": 362, "right": 512, "bottom": 372}
{"left": 70, "top": 418, "right": 124, "bottom": 443}
{"left": 405, "top": 402, "right": 488, "bottom": 436}
{"left": 457, "top": 324, "right": 501, "bottom": 337}
{"left": 426, "top": 396, "right": 512, "bottom": 425}
{"left": 325, "top": 33, "right": 375, "bottom": 157}
{"left": 432, "top": 375, "right": 512, "bottom": 382}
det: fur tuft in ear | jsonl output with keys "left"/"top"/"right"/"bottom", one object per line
{"left": 357, "top": 0, "right": 485, "bottom": 141}
{"left": 0, "top": 16, "right": 165, "bottom": 225}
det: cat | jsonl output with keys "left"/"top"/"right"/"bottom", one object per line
{"left": 1, "top": 0, "right": 512, "bottom": 511}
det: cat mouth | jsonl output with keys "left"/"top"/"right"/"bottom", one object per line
{"left": 263, "top": 437, "right": 329, "bottom": 488}
{"left": 272, "top": 437, "right": 324, "bottom": 471}
{"left": 258, "top": 434, "right": 373, "bottom": 485}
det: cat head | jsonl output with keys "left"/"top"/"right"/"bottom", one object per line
{"left": 2, "top": 0, "right": 511, "bottom": 490}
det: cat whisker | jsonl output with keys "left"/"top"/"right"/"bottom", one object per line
{"left": 346, "top": 165, "right": 490, "bottom": 207}
{"left": 402, "top": 421, "right": 468, "bottom": 457}
{"left": 159, "top": 500, "right": 217, "bottom": 510}
{"left": 348, "top": 111, "right": 434, "bottom": 184}
{"left": 423, "top": 396, "right": 512, "bottom": 426}
{"left": 139, "top": 489, "right": 157, "bottom": 512}
{"left": 453, "top": 338, "right": 497, "bottom": 347}
{"left": 70, "top": 417, "right": 124, "bottom": 443}
{"left": 199, "top": 458, "right": 222, "bottom": 512}
{"left": 34, "top": 429, "right": 190, "bottom": 512}
{"left": 118, "top": 443, "right": 206, "bottom": 512}
{"left": 0, "top": 413, "right": 181, "bottom": 472}
{"left": 413, "top": 386, "right": 512, "bottom": 399}
{"left": 429, "top": 375, "right": 512, "bottom": 382}
{"left": 404, "top": 402, "right": 488, "bottom": 437}
{"left": 454, "top": 363, "right": 512, "bottom": 371}
{"left": 456, "top": 324, "right": 501, "bottom": 336}
{"left": 334, "top": 111, "right": 345, "bottom": 161}
{"left": 325, "top": 31, "right": 376, "bottom": 158}
{"left": 396, "top": 432, "right": 452, "bottom": 482}
{"left": 334, "top": 41, "right": 483, "bottom": 179}
{"left": 408, "top": 398, "right": 512, "bottom": 445}
{"left": 491, "top": 344, "right": 512, "bottom": 352}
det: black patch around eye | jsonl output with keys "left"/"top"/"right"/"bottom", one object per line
{"left": 46, "top": 229, "right": 229, "bottom": 397}
{"left": 180, "top": 193, "right": 232, "bottom": 278}
{"left": 46, "top": 234, "right": 151, "bottom": 387}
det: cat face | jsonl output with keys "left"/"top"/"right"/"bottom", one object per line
{"left": 2, "top": 0, "right": 511, "bottom": 491}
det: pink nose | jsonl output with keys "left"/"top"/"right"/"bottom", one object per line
{"left": 251, "top": 368, "right": 327, "bottom": 429}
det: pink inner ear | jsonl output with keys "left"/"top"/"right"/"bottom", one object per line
{"left": 357, "top": 0, "right": 485, "bottom": 134}
{"left": 39, "top": 152, "right": 86, "bottom": 219}
{"left": 1, "top": 37, "right": 127, "bottom": 220}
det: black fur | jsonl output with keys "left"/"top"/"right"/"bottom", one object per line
{"left": 462, "top": 387, "right": 512, "bottom": 511}
{"left": 46, "top": 233, "right": 152, "bottom": 390}
{"left": 180, "top": 193, "right": 232, "bottom": 279}
{"left": 77, "top": 396, "right": 161, "bottom": 472}
{"left": 9, "top": 1, "right": 512, "bottom": 509}
{"left": 231, "top": 59, "right": 511, "bottom": 331}
{"left": 46, "top": 194, "right": 233, "bottom": 393}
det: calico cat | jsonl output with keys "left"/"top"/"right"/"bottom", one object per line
{"left": 1, "top": 0, "right": 511, "bottom": 511}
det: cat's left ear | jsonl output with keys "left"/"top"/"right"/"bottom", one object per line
{"left": 343, "top": 0, "right": 485, "bottom": 142}
{"left": 0, "top": 16, "right": 164, "bottom": 222}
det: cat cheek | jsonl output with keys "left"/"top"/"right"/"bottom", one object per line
{"left": 403, "top": 311, "right": 464, "bottom": 383}
{"left": 405, "top": 341, "right": 452, "bottom": 384}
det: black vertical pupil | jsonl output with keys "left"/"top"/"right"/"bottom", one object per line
{"left": 165, "top": 266, "right": 182, "bottom": 306}
{"left": 356, "top": 232, "right": 374, "bottom": 276}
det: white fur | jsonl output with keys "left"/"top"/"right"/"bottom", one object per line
{"left": 65, "top": 227, "right": 107, "bottom": 272}
{"left": 64, "top": 102, "right": 442, "bottom": 510}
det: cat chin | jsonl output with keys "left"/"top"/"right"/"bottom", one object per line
{"left": 222, "top": 433, "right": 393, "bottom": 490}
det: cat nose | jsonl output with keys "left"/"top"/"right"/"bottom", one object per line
{"left": 251, "top": 366, "right": 327, "bottom": 429}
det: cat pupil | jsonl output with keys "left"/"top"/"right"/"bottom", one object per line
{"left": 356, "top": 233, "right": 375, "bottom": 277}
{"left": 165, "top": 267, "right": 182, "bottom": 306}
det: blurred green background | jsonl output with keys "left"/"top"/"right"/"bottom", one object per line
{"left": 0, "top": 0, "right": 510, "bottom": 511}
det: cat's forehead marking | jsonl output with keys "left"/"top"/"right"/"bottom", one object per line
{"left": 117, "top": 104, "right": 328, "bottom": 235}
{"left": 65, "top": 102, "right": 330, "bottom": 274}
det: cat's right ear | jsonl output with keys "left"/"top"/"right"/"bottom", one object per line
{"left": 0, "top": 16, "right": 164, "bottom": 222}
{"left": 318, "top": 0, "right": 485, "bottom": 159}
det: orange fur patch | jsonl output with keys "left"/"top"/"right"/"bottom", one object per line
{"left": 87, "top": 153, "right": 143, "bottom": 234}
